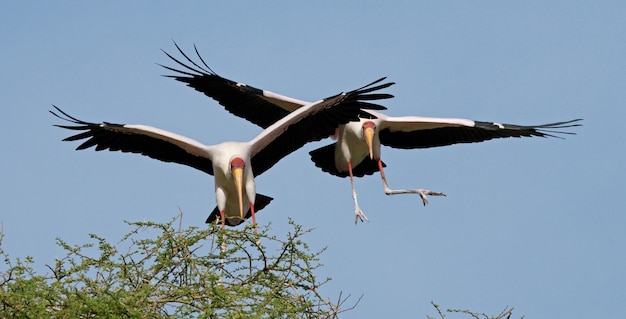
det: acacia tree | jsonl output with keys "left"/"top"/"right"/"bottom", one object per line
{"left": 0, "top": 214, "right": 356, "bottom": 318}
{"left": 0, "top": 215, "right": 521, "bottom": 318}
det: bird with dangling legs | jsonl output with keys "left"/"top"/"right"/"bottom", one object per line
{"left": 309, "top": 109, "right": 581, "bottom": 220}
{"left": 333, "top": 119, "right": 446, "bottom": 223}
{"left": 359, "top": 120, "right": 445, "bottom": 205}
{"left": 160, "top": 42, "right": 582, "bottom": 224}
{"left": 50, "top": 76, "right": 394, "bottom": 235}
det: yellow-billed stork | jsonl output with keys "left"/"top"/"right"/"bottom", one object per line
{"left": 161, "top": 43, "right": 581, "bottom": 223}
{"left": 51, "top": 77, "right": 394, "bottom": 228}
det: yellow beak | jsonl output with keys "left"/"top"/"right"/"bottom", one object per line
{"left": 364, "top": 127, "right": 375, "bottom": 159}
{"left": 233, "top": 167, "right": 244, "bottom": 219}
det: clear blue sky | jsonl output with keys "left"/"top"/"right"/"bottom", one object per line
{"left": 1, "top": 2, "right": 624, "bottom": 318}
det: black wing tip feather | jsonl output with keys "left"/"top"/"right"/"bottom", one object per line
{"left": 536, "top": 118, "right": 583, "bottom": 137}
{"left": 50, "top": 105, "right": 112, "bottom": 129}
{"left": 352, "top": 77, "right": 395, "bottom": 95}
{"left": 340, "top": 77, "right": 395, "bottom": 111}
{"left": 50, "top": 106, "right": 97, "bottom": 150}
{"left": 517, "top": 118, "right": 583, "bottom": 138}
{"left": 526, "top": 118, "right": 583, "bottom": 130}
{"left": 50, "top": 106, "right": 121, "bottom": 148}
{"left": 160, "top": 41, "right": 218, "bottom": 79}
{"left": 50, "top": 105, "right": 86, "bottom": 126}
{"left": 353, "top": 77, "right": 392, "bottom": 91}
{"left": 473, "top": 118, "right": 583, "bottom": 139}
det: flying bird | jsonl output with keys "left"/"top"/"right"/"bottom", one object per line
{"left": 161, "top": 43, "right": 582, "bottom": 223}
{"left": 50, "top": 77, "right": 393, "bottom": 229}
{"left": 309, "top": 110, "right": 581, "bottom": 222}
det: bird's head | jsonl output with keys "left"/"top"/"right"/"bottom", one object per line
{"left": 230, "top": 157, "right": 246, "bottom": 219}
{"left": 362, "top": 121, "right": 377, "bottom": 159}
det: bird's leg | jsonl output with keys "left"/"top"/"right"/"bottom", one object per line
{"left": 220, "top": 210, "right": 226, "bottom": 230}
{"left": 250, "top": 204, "right": 261, "bottom": 245}
{"left": 377, "top": 159, "right": 393, "bottom": 193}
{"left": 377, "top": 159, "right": 446, "bottom": 205}
{"left": 219, "top": 210, "right": 226, "bottom": 253}
{"left": 249, "top": 203, "right": 257, "bottom": 228}
{"left": 249, "top": 203, "right": 260, "bottom": 245}
{"left": 348, "top": 161, "right": 369, "bottom": 224}
{"left": 218, "top": 210, "right": 226, "bottom": 282}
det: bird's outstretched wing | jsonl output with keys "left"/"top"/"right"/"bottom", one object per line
{"left": 377, "top": 115, "right": 582, "bottom": 149}
{"left": 50, "top": 106, "right": 215, "bottom": 175}
{"left": 249, "top": 78, "right": 394, "bottom": 176}
{"left": 160, "top": 42, "right": 305, "bottom": 128}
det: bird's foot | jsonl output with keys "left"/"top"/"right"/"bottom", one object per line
{"left": 416, "top": 189, "right": 446, "bottom": 206}
{"left": 351, "top": 191, "right": 369, "bottom": 224}
{"left": 383, "top": 186, "right": 446, "bottom": 205}
{"left": 354, "top": 205, "right": 369, "bottom": 224}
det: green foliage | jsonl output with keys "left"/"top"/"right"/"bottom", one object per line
{"left": 0, "top": 215, "right": 520, "bottom": 318}
{"left": 0, "top": 215, "right": 354, "bottom": 318}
